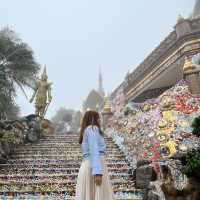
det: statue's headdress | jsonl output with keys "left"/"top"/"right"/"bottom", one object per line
{"left": 41, "top": 66, "right": 48, "bottom": 80}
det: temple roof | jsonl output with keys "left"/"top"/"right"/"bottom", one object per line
{"left": 193, "top": 0, "right": 200, "bottom": 19}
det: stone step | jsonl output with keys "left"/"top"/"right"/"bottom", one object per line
{"left": 11, "top": 155, "right": 125, "bottom": 159}
{"left": 39, "top": 136, "right": 113, "bottom": 139}
{"left": 34, "top": 141, "right": 115, "bottom": 144}
{"left": 0, "top": 179, "right": 135, "bottom": 186}
{"left": 4, "top": 163, "right": 129, "bottom": 170}
{"left": 38, "top": 138, "right": 114, "bottom": 141}
{"left": 12, "top": 151, "right": 123, "bottom": 156}
{"left": 16, "top": 143, "right": 117, "bottom": 146}
{"left": 6, "top": 158, "right": 128, "bottom": 164}
{"left": 19, "top": 145, "right": 117, "bottom": 149}
{"left": 0, "top": 176, "right": 133, "bottom": 184}
{"left": 0, "top": 191, "right": 143, "bottom": 200}
{"left": 0, "top": 195, "right": 142, "bottom": 200}
{"left": 14, "top": 149, "right": 121, "bottom": 154}
{"left": 14, "top": 147, "right": 118, "bottom": 152}
{"left": 0, "top": 167, "right": 132, "bottom": 174}
{"left": 0, "top": 171, "right": 132, "bottom": 178}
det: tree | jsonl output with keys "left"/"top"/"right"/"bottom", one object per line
{"left": 51, "top": 107, "right": 75, "bottom": 124}
{"left": 4, "top": 103, "right": 20, "bottom": 120}
{"left": 72, "top": 111, "right": 82, "bottom": 132}
{"left": 0, "top": 27, "right": 40, "bottom": 119}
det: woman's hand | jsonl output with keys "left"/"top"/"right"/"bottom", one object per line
{"left": 94, "top": 175, "right": 102, "bottom": 186}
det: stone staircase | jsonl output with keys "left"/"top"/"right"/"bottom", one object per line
{"left": 0, "top": 134, "right": 143, "bottom": 200}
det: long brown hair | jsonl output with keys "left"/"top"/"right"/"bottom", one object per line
{"left": 79, "top": 110, "right": 104, "bottom": 144}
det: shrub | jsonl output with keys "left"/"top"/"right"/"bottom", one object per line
{"left": 183, "top": 147, "right": 200, "bottom": 179}
{"left": 191, "top": 116, "right": 200, "bottom": 137}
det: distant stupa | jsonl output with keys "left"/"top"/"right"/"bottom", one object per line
{"left": 82, "top": 90, "right": 104, "bottom": 112}
{"left": 82, "top": 67, "right": 105, "bottom": 112}
{"left": 98, "top": 67, "right": 105, "bottom": 98}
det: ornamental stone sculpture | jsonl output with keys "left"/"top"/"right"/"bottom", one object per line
{"left": 192, "top": 53, "right": 200, "bottom": 68}
{"left": 183, "top": 55, "right": 200, "bottom": 94}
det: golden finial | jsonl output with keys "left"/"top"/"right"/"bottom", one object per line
{"left": 41, "top": 65, "right": 48, "bottom": 80}
{"left": 103, "top": 96, "right": 112, "bottom": 114}
{"left": 183, "top": 56, "right": 195, "bottom": 72}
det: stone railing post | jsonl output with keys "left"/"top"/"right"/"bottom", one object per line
{"left": 183, "top": 56, "right": 200, "bottom": 94}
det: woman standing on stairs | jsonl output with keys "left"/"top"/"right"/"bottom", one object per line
{"left": 75, "top": 110, "right": 115, "bottom": 200}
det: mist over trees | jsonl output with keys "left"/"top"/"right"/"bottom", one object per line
{"left": 72, "top": 111, "right": 82, "bottom": 132}
{"left": 51, "top": 107, "right": 82, "bottom": 133}
{"left": 51, "top": 107, "right": 74, "bottom": 124}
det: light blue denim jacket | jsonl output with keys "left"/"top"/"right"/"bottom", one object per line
{"left": 82, "top": 125, "right": 106, "bottom": 175}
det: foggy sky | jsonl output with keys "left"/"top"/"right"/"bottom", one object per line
{"left": 0, "top": 0, "right": 193, "bottom": 118}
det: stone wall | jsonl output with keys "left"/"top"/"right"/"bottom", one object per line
{"left": 0, "top": 115, "right": 42, "bottom": 164}
{"left": 133, "top": 86, "right": 172, "bottom": 103}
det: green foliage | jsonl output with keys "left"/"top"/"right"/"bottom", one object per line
{"left": 124, "top": 106, "right": 133, "bottom": 116}
{"left": 6, "top": 103, "right": 20, "bottom": 120}
{"left": 191, "top": 116, "right": 200, "bottom": 137}
{"left": 0, "top": 27, "right": 40, "bottom": 119}
{"left": 183, "top": 147, "right": 200, "bottom": 178}
{"left": 184, "top": 116, "right": 200, "bottom": 178}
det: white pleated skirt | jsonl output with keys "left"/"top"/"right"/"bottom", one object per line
{"left": 75, "top": 155, "right": 115, "bottom": 200}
